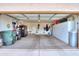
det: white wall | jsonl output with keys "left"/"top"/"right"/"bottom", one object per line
{"left": 53, "top": 22, "right": 69, "bottom": 44}
{"left": 17, "top": 20, "right": 51, "bottom": 33}
{"left": 0, "top": 15, "right": 13, "bottom": 31}
{"left": 68, "top": 21, "right": 75, "bottom": 32}
{"left": 53, "top": 15, "right": 79, "bottom": 44}
{"left": 68, "top": 15, "right": 78, "bottom": 32}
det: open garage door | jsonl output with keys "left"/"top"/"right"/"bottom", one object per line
{"left": 0, "top": 3, "right": 79, "bottom": 49}
{"left": 0, "top": 3, "right": 79, "bottom": 56}
{"left": 0, "top": 13, "right": 78, "bottom": 49}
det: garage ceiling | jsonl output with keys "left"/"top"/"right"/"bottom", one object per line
{"left": 7, "top": 14, "right": 70, "bottom": 21}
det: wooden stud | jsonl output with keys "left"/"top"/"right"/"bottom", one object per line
{"left": 0, "top": 11, "right": 79, "bottom": 14}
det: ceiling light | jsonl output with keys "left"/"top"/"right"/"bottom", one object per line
{"left": 38, "top": 20, "right": 40, "bottom": 22}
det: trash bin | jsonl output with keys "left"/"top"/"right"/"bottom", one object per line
{"left": 69, "top": 31, "right": 78, "bottom": 48}
{"left": 2, "top": 30, "right": 13, "bottom": 46}
{"left": 12, "top": 31, "right": 17, "bottom": 44}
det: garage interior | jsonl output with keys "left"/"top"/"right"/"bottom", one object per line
{"left": 0, "top": 13, "right": 79, "bottom": 49}
{"left": 0, "top": 3, "right": 79, "bottom": 56}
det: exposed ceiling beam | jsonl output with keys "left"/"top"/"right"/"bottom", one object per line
{"left": 0, "top": 11, "right": 79, "bottom": 14}
{"left": 22, "top": 14, "right": 29, "bottom": 19}
{"left": 5, "top": 14, "right": 20, "bottom": 20}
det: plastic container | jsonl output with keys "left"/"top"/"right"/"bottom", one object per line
{"left": 12, "top": 31, "right": 17, "bottom": 44}
{"left": 2, "top": 30, "right": 13, "bottom": 46}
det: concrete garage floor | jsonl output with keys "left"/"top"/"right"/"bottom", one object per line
{"left": 0, "top": 34, "right": 79, "bottom": 56}
{"left": 0, "top": 34, "right": 71, "bottom": 49}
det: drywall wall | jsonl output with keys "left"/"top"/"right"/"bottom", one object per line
{"left": 0, "top": 15, "right": 13, "bottom": 31}
{"left": 53, "top": 22, "right": 69, "bottom": 44}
